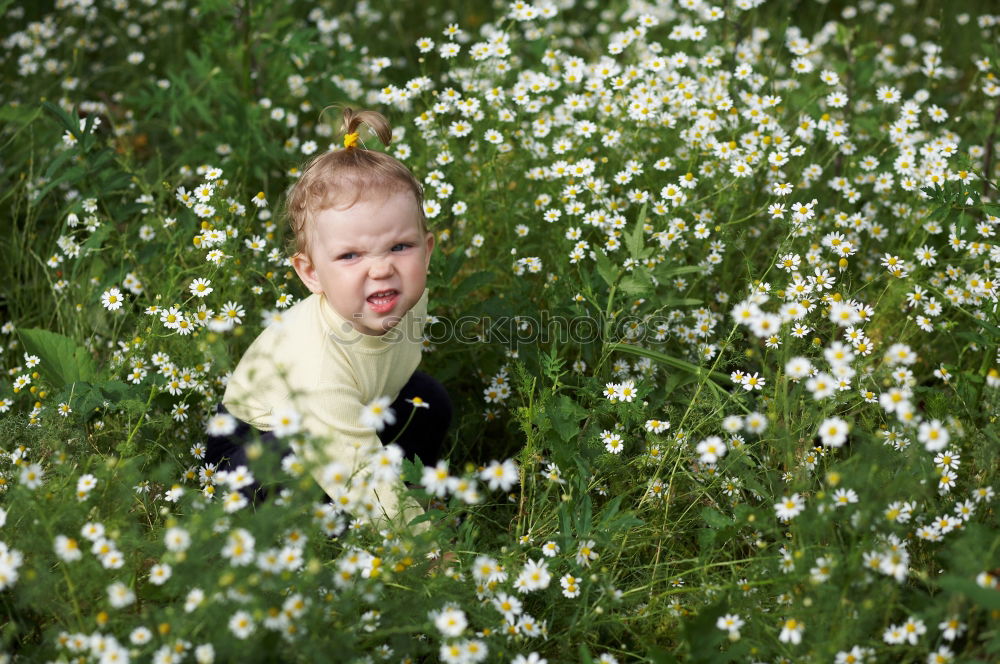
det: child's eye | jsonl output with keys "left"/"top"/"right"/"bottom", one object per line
{"left": 391, "top": 243, "right": 411, "bottom": 252}
{"left": 337, "top": 252, "right": 357, "bottom": 261}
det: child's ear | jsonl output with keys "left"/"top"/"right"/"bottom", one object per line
{"left": 291, "top": 251, "right": 323, "bottom": 293}
{"left": 423, "top": 231, "right": 435, "bottom": 269}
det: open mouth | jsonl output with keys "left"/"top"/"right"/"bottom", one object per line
{"left": 366, "top": 289, "right": 399, "bottom": 314}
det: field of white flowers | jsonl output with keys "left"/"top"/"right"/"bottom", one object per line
{"left": 2, "top": 0, "right": 999, "bottom": 661}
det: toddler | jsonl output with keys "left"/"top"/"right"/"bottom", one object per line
{"left": 207, "top": 107, "right": 451, "bottom": 531}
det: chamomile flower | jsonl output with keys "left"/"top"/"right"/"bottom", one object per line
{"left": 101, "top": 287, "right": 125, "bottom": 311}
{"left": 775, "top": 493, "right": 806, "bottom": 521}
{"left": 54, "top": 535, "right": 83, "bottom": 562}
{"left": 696, "top": 436, "right": 727, "bottom": 463}
{"left": 917, "top": 419, "right": 949, "bottom": 451}
{"left": 600, "top": 430, "right": 625, "bottom": 454}
{"left": 148, "top": 562, "right": 172, "bottom": 585}
{"left": 360, "top": 396, "right": 396, "bottom": 431}
{"left": 832, "top": 488, "right": 859, "bottom": 506}
{"left": 575, "top": 540, "right": 599, "bottom": 567}
{"left": 779, "top": 617, "right": 805, "bottom": 644}
{"left": 421, "top": 461, "right": 452, "bottom": 498}
{"left": 107, "top": 581, "right": 136, "bottom": 608}
{"left": 818, "top": 417, "right": 849, "bottom": 447}
{"left": 188, "top": 278, "right": 213, "bottom": 297}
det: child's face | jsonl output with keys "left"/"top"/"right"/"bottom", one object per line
{"left": 292, "top": 190, "right": 433, "bottom": 335}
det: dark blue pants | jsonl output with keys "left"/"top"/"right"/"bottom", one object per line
{"left": 205, "top": 371, "right": 452, "bottom": 502}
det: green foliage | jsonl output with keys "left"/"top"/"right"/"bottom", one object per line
{"left": 2, "top": 0, "right": 1000, "bottom": 662}
{"left": 19, "top": 328, "right": 97, "bottom": 388}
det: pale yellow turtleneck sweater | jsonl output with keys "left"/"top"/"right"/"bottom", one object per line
{"left": 223, "top": 290, "right": 428, "bottom": 531}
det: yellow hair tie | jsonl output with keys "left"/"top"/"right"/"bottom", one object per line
{"left": 344, "top": 132, "right": 359, "bottom": 149}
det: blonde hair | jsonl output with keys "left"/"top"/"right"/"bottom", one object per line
{"left": 284, "top": 107, "right": 426, "bottom": 256}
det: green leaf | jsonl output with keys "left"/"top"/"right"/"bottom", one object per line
{"left": 99, "top": 170, "right": 134, "bottom": 193}
{"left": 434, "top": 247, "right": 466, "bottom": 284}
{"left": 59, "top": 379, "right": 141, "bottom": 416}
{"left": 682, "top": 601, "right": 726, "bottom": 662}
{"left": 470, "top": 296, "right": 517, "bottom": 320}
{"left": 43, "top": 148, "right": 78, "bottom": 181}
{"left": 968, "top": 314, "right": 1000, "bottom": 339}
{"left": 529, "top": 405, "right": 553, "bottom": 437}
{"left": 664, "top": 370, "right": 699, "bottom": 395}
{"left": 550, "top": 394, "right": 587, "bottom": 442}
{"left": 609, "top": 342, "right": 731, "bottom": 385}
{"left": 559, "top": 503, "right": 573, "bottom": 550}
{"left": 41, "top": 101, "right": 79, "bottom": 135}
{"left": 406, "top": 508, "right": 437, "bottom": 527}
{"left": 452, "top": 270, "right": 495, "bottom": 301}
{"left": 698, "top": 526, "right": 717, "bottom": 550}
{"left": 956, "top": 331, "right": 989, "bottom": 348}
{"left": 701, "top": 507, "right": 732, "bottom": 529}
{"left": 594, "top": 250, "right": 618, "bottom": 287}
{"left": 656, "top": 264, "right": 703, "bottom": 279}
{"left": 625, "top": 201, "right": 649, "bottom": 260}
{"left": 834, "top": 22, "right": 854, "bottom": 47}
{"left": 597, "top": 495, "right": 643, "bottom": 534}
{"left": 600, "top": 495, "right": 623, "bottom": 525}
{"left": 401, "top": 456, "right": 426, "bottom": 485}
{"left": 619, "top": 269, "right": 654, "bottom": 296}
{"left": 938, "top": 575, "right": 1000, "bottom": 610}
{"left": 19, "top": 329, "right": 98, "bottom": 388}
{"left": 927, "top": 205, "right": 948, "bottom": 222}
{"left": 99, "top": 379, "right": 138, "bottom": 403}
{"left": 83, "top": 224, "right": 113, "bottom": 251}
{"left": 60, "top": 382, "right": 103, "bottom": 415}
{"left": 35, "top": 165, "right": 88, "bottom": 202}
{"left": 541, "top": 345, "right": 565, "bottom": 381}
{"left": 0, "top": 104, "right": 42, "bottom": 149}
{"left": 578, "top": 494, "right": 593, "bottom": 536}
{"left": 645, "top": 645, "right": 681, "bottom": 664}
{"left": 660, "top": 298, "right": 703, "bottom": 308}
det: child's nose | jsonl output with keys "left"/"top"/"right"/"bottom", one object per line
{"left": 368, "top": 256, "right": 394, "bottom": 278}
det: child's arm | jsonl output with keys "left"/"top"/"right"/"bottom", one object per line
{"left": 293, "top": 380, "right": 426, "bottom": 534}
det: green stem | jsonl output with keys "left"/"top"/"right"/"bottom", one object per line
{"left": 124, "top": 384, "right": 158, "bottom": 451}
{"left": 387, "top": 407, "right": 419, "bottom": 446}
